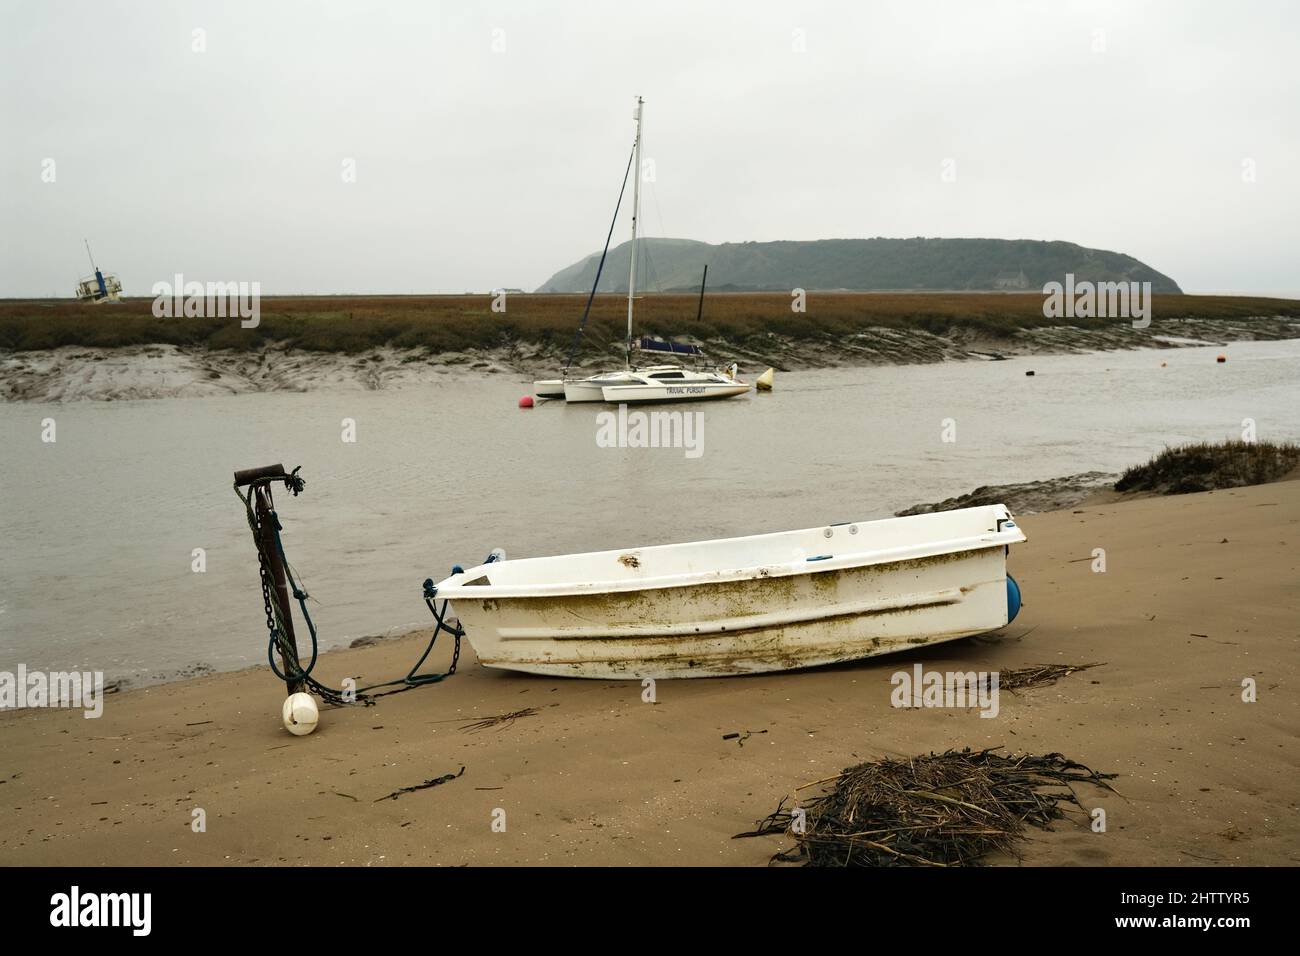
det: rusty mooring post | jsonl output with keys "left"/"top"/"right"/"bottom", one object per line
{"left": 235, "top": 464, "right": 306, "bottom": 694}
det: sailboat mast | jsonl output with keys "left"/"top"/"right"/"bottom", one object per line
{"left": 625, "top": 95, "right": 644, "bottom": 367}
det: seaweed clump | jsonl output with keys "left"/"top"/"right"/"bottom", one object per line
{"left": 737, "top": 748, "right": 1117, "bottom": 867}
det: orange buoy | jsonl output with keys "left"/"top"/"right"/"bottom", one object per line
{"left": 518, "top": 395, "right": 534, "bottom": 408}
{"left": 1216, "top": 354, "right": 1227, "bottom": 363}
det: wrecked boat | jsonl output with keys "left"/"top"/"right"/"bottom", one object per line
{"left": 434, "top": 504, "right": 1026, "bottom": 679}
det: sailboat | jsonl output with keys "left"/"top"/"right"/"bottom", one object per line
{"left": 539, "top": 97, "right": 750, "bottom": 404}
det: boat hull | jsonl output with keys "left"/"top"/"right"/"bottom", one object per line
{"left": 562, "top": 379, "right": 613, "bottom": 402}
{"left": 437, "top": 506, "right": 1025, "bottom": 679}
{"left": 562, "top": 370, "right": 651, "bottom": 402}
{"left": 601, "top": 381, "right": 750, "bottom": 403}
{"left": 533, "top": 379, "right": 566, "bottom": 399}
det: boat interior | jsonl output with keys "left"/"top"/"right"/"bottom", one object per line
{"left": 441, "top": 505, "right": 1022, "bottom": 595}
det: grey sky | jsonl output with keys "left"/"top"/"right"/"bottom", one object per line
{"left": 2, "top": 0, "right": 1297, "bottom": 298}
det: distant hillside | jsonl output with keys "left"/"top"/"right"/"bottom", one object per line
{"left": 536, "top": 237, "right": 1183, "bottom": 294}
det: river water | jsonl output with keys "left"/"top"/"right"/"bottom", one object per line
{"left": 2, "top": 340, "right": 1297, "bottom": 685}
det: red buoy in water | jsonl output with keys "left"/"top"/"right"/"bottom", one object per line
{"left": 518, "top": 395, "right": 534, "bottom": 408}
{"left": 1216, "top": 354, "right": 1227, "bottom": 363}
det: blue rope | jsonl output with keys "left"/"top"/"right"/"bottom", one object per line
{"left": 265, "top": 518, "right": 320, "bottom": 682}
{"left": 266, "top": 520, "right": 466, "bottom": 693}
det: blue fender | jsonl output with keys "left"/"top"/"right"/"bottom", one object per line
{"left": 1006, "top": 573, "right": 1022, "bottom": 624}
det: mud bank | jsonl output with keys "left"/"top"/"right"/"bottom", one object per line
{"left": 3, "top": 315, "right": 1298, "bottom": 403}
{"left": 896, "top": 471, "right": 1120, "bottom": 516}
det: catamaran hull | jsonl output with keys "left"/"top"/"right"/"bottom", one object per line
{"left": 601, "top": 382, "right": 750, "bottom": 403}
{"left": 438, "top": 507, "right": 1025, "bottom": 679}
{"left": 533, "top": 380, "right": 566, "bottom": 399}
{"left": 563, "top": 380, "right": 612, "bottom": 402}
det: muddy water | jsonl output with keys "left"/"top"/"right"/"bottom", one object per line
{"left": 2, "top": 339, "right": 1298, "bottom": 685}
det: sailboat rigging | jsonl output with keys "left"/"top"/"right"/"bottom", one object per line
{"left": 537, "top": 97, "right": 750, "bottom": 404}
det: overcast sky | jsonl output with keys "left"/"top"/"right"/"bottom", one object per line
{"left": 2, "top": 0, "right": 1297, "bottom": 297}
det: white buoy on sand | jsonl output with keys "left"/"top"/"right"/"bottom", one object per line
{"left": 282, "top": 692, "right": 320, "bottom": 736}
{"left": 756, "top": 367, "right": 775, "bottom": 391}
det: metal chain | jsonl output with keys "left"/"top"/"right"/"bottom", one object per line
{"left": 448, "top": 625, "right": 461, "bottom": 675}
{"left": 236, "top": 471, "right": 457, "bottom": 705}
{"left": 252, "top": 498, "right": 304, "bottom": 684}
{"left": 257, "top": 538, "right": 278, "bottom": 650}
{"left": 243, "top": 488, "right": 279, "bottom": 649}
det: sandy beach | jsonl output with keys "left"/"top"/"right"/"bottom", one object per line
{"left": 2, "top": 478, "right": 1296, "bottom": 866}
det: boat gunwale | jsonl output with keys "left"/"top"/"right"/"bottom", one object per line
{"left": 436, "top": 520, "right": 1025, "bottom": 600}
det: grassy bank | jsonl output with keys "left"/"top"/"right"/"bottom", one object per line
{"left": 1116, "top": 440, "right": 1300, "bottom": 495}
{"left": 3, "top": 293, "right": 1299, "bottom": 356}
{"left": 898, "top": 441, "right": 1300, "bottom": 516}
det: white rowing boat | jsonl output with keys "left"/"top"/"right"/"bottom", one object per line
{"left": 435, "top": 504, "right": 1025, "bottom": 679}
